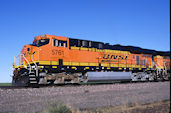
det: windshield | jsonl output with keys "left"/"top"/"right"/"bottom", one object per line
{"left": 38, "top": 39, "right": 49, "bottom": 46}
{"left": 32, "top": 39, "right": 49, "bottom": 47}
{"left": 32, "top": 40, "right": 37, "bottom": 46}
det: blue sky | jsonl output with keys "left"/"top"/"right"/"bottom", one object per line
{"left": 0, "top": 0, "right": 170, "bottom": 83}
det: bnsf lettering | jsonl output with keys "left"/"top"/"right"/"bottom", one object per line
{"left": 111, "top": 55, "right": 117, "bottom": 59}
{"left": 103, "top": 54, "right": 128, "bottom": 60}
{"left": 103, "top": 54, "right": 110, "bottom": 59}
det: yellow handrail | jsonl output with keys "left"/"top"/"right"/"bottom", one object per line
{"left": 13, "top": 56, "right": 16, "bottom": 68}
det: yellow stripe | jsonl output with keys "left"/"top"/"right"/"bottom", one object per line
{"left": 63, "top": 62, "right": 99, "bottom": 66}
{"left": 39, "top": 61, "right": 51, "bottom": 65}
{"left": 89, "top": 63, "right": 98, "bottom": 66}
{"left": 92, "top": 48, "right": 96, "bottom": 52}
{"left": 80, "top": 62, "right": 89, "bottom": 66}
{"left": 30, "top": 61, "right": 59, "bottom": 65}
{"left": 16, "top": 65, "right": 25, "bottom": 68}
{"left": 96, "top": 49, "right": 104, "bottom": 52}
{"left": 80, "top": 47, "right": 88, "bottom": 51}
{"left": 52, "top": 66, "right": 57, "bottom": 68}
{"left": 22, "top": 60, "right": 148, "bottom": 70}
{"left": 84, "top": 67, "right": 89, "bottom": 69}
{"left": 14, "top": 56, "right": 16, "bottom": 68}
{"left": 72, "top": 67, "right": 77, "bottom": 69}
{"left": 101, "top": 63, "right": 109, "bottom": 67}
{"left": 154, "top": 55, "right": 162, "bottom": 58}
{"left": 71, "top": 46, "right": 80, "bottom": 50}
{"left": 71, "top": 46, "right": 130, "bottom": 54}
{"left": 63, "top": 62, "right": 71, "bottom": 65}
{"left": 110, "top": 64, "right": 118, "bottom": 67}
{"left": 51, "top": 61, "right": 59, "bottom": 65}
{"left": 119, "top": 64, "right": 126, "bottom": 67}
{"left": 71, "top": 62, "right": 80, "bottom": 66}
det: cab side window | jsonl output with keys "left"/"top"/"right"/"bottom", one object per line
{"left": 53, "top": 39, "right": 67, "bottom": 47}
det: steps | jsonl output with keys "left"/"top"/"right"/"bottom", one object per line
{"left": 29, "top": 71, "right": 38, "bottom": 84}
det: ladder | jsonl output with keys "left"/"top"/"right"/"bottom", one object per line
{"left": 29, "top": 70, "right": 38, "bottom": 84}
{"left": 21, "top": 53, "right": 39, "bottom": 85}
{"left": 29, "top": 53, "right": 39, "bottom": 85}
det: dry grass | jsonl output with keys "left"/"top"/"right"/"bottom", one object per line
{"left": 43, "top": 100, "right": 170, "bottom": 113}
{"left": 73, "top": 100, "right": 170, "bottom": 113}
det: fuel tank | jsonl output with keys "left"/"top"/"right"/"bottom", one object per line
{"left": 87, "top": 72, "right": 132, "bottom": 81}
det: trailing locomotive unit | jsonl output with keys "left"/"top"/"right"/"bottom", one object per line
{"left": 12, "top": 35, "right": 170, "bottom": 86}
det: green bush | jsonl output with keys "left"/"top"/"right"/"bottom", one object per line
{"left": 47, "top": 102, "right": 71, "bottom": 113}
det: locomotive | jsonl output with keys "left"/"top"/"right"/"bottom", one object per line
{"left": 12, "top": 34, "right": 170, "bottom": 86}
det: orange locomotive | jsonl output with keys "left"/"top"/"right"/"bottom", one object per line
{"left": 12, "top": 35, "right": 170, "bottom": 86}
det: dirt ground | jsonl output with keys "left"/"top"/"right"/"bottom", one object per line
{"left": 0, "top": 82, "right": 170, "bottom": 113}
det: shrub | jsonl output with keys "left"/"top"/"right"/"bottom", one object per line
{"left": 47, "top": 101, "right": 71, "bottom": 113}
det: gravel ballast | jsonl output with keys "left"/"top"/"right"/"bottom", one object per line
{"left": 0, "top": 82, "right": 170, "bottom": 113}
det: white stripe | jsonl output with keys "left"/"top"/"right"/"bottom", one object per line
{"left": 29, "top": 74, "right": 35, "bottom": 77}
{"left": 29, "top": 78, "right": 36, "bottom": 80}
{"left": 30, "top": 81, "right": 37, "bottom": 83}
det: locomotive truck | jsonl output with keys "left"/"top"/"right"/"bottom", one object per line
{"left": 12, "top": 35, "right": 170, "bottom": 86}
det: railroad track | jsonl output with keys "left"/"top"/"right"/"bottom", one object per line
{"left": 0, "top": 80, "right": 167, "bottom": 89}
{"left": 0, "top": 86, "right": 26, "bottom": 89}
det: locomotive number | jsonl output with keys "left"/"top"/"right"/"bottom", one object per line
{"left": 52, "top": 50, "right": 64, "bottom": 56}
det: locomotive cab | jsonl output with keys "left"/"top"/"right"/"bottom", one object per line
{"left": 12, "top": 35, "right": 71, "bottom": 86}
{"left": 13, "top": 35, "right": 69, "bottom": 69}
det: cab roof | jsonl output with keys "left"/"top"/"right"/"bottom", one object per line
{"left": 33, "top": 34, "right": 68, "bottom": 42}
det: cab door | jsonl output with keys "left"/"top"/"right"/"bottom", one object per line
{"left": 136, "top": 55, "right": 139, "bottom": 65}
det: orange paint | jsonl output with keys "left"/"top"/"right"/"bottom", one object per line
{"left": 18, "top": 35, "right": 169, "bottom": 69}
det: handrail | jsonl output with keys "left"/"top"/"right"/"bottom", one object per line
{"left": 31, "top": 53, "right": 38, "bottom": 76}
{"left": 163, "top": 61, "right": 167, "bottom": 75}
{"left": 157, "top": 62, "right": 162, "bottom": 69}
{"left": 20, "top": 54, "right": 31, "bottom": 73}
